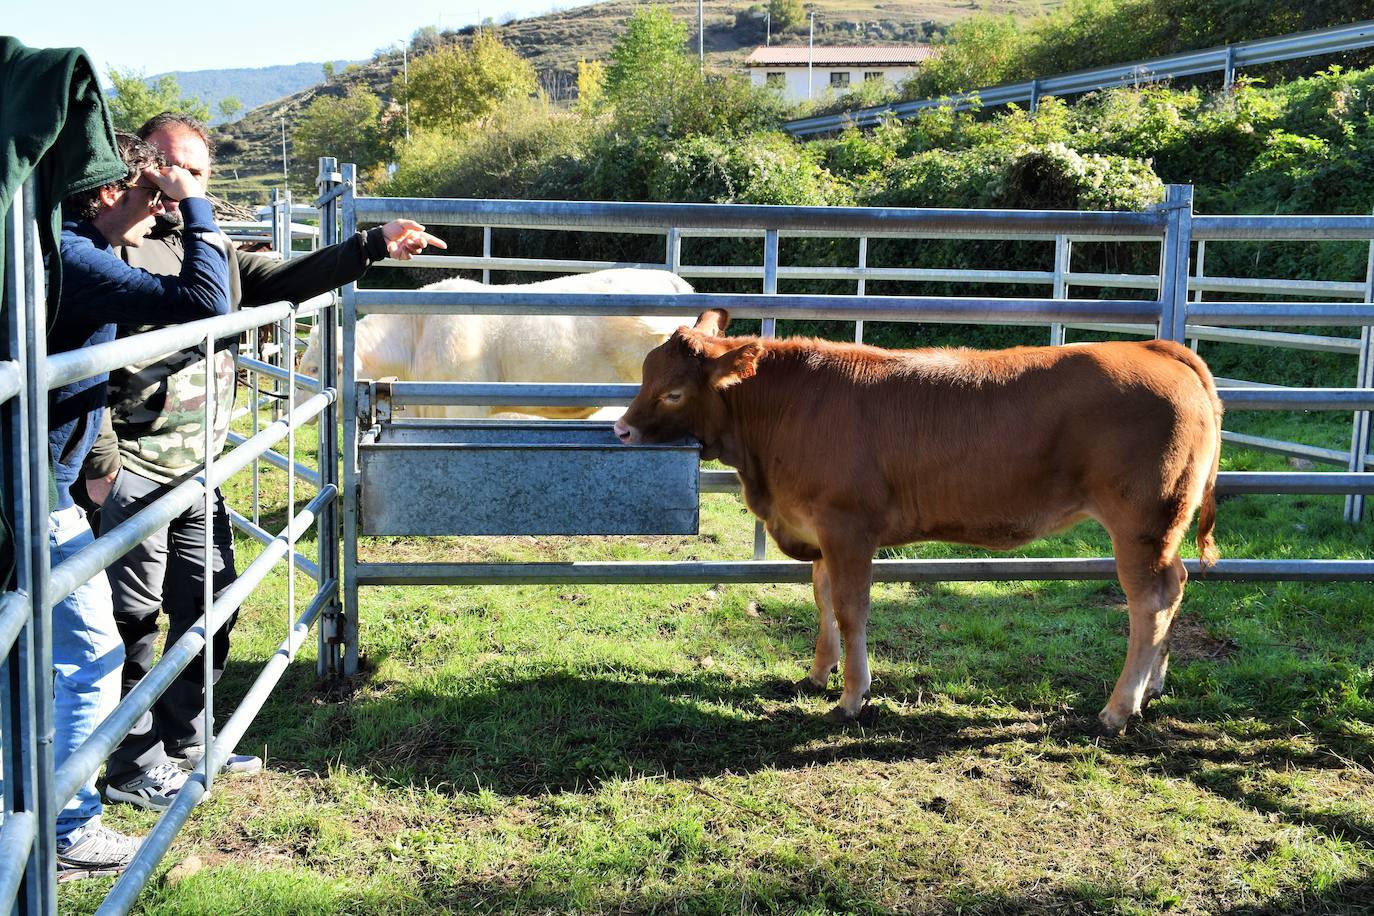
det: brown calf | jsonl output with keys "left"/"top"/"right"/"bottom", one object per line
{"left": 613, "top": 310, "right": 1223, "bottom": 735}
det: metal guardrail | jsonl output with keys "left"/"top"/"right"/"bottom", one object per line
{"left": 1, "top": 164, "right": 344, "bottom": 913}
{"left": 783, "top": 19, "right": 1374, "bottom": 136}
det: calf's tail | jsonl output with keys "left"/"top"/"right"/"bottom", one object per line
{"left": 1149, "top": 341, "right": 1223, "bottom": 569}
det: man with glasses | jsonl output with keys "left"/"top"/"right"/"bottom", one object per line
{"left": 82, "top": 113, "right": 444, "bottom": 812}
{"left": 51, "top": 131, "right": 230, "bottom": 879}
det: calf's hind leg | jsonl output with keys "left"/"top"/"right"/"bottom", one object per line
{"left": 1099, "top": 541, "right": 1187, "bottom": 736}
{"left": 1143, "top": 556, "right": 1187, "bottom": 708}
{"left": 798, "top": 558, "right": 840, "bottom": 695}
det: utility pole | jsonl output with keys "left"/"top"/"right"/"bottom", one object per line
{"left": 808, "top": 12, "right": 815, "bottom": 99}
{"left": 698, "top": 0, "right": 704, "bottom": 72}
{"left": 403, "top": 43, "right": 411, "bottom": 141}
{"left": 766, "top": 8, "right": 771, "bottom": 46}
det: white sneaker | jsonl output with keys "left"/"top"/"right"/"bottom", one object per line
{"left": 104, "top": 762, "right": 188, "bottom": 811}
{"left": 170, "top": 743, "right": 263, "bottom": 776}
{"left": 57, "top": 819, "right": 141, "bottom": 882}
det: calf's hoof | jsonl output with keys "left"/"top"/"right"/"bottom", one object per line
{"left": 1091, "top": 712, "right": 1128, "bottom": 739}
{"left": 793, "top": 675, "right": 830, "bottom": 697}
{"left": 825, "top": 701, "right": 879, "bottom": 727}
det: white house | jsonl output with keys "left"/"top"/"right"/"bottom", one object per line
{"left": 744, "top": 46, "right": 937, "bottom": 103}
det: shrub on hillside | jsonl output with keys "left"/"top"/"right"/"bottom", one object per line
{"left": 649, "top": 133, "right": 849, "bottom": 206}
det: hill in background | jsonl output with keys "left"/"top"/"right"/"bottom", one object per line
{"left": 148, "top": 60, "right": 356, "bottom": 124}
{"left": 213, "top": 0, "right": 1039, "bottom": 202}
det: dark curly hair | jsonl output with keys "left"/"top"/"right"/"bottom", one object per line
{"left": 62, "top": 131, "right": 165, "bottom": 222}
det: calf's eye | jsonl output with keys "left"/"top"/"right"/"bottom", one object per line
{"left": 662, "top": 390, "right": 683, "bottom": 404}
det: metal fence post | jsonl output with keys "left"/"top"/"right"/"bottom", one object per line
{"left": 200, "top": 330, "right": 216, "bottom": 797}
{"left": 666, "top": 228, "right": 681, "bottom": 276}
{"left": 2, "top": 176, "right": 55, "bottom": 914}
{"left": 1159, "top": 184, "right": 1194, "bottom": 343}
{"left": 754, "top": 229, "right": 779, "bottom": 561}
{"left": 340, "top": 164, "right": 362, "bottom": 677}
{"left": 482, "top": 226, "right": 492, "bottom": 285}
{"left": 1050, "top": 234, "right": 1070, "bottom": 345}
{"left": 1345, "top": 224, "right": 1374, "bottom": 523}
{"left": 1190, "top": 239, "right": 1207, "bottom": 352}
{"left": 854, "top": 237, "right": 867, "bottom": 344}
{"left": 316, "top": 158, "right": 343, "bottom": 677}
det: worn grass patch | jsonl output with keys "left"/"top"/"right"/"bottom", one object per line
{"left": 59, "top": 399, "right": 1373, "bottom": 915}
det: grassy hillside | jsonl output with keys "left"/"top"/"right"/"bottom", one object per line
{"left": 212, "top": 0, "right": 1042, "bottom": 203}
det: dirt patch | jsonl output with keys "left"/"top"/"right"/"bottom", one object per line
{"left": 1169, "top": 615, "right": 1239, "bottom": 662}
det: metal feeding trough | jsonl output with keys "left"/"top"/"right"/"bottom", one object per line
{"left": 358, "top": 421, "right": 701, "bottom": 536}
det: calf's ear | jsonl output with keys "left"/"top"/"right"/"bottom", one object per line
{"left": 692, "top": 309, "right": 731, "bottom": 336}
{"left": 709, "top": 342, "right": 762, "bottom": 389}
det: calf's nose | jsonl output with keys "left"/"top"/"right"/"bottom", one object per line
{"left": 612, "top": 419, "right": 635, "bottom": 444}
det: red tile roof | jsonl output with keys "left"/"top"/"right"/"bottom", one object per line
{"left": 745, "top": 46, "right": 938, "bottom": 67}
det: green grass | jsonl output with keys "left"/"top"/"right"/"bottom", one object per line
{"left": 59, "top": 393, "right": 1373, "bottom": 915}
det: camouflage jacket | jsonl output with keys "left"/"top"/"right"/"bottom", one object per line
{"left": 85, "top": 224, "right": 388, "bottom": 485}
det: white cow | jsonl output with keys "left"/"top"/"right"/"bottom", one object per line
{"left": 298, "top": 268, "right": 695, "bottom": 419}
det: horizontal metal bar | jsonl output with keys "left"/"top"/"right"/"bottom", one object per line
{"left": 700, "top": 469, "right": 1373, "bottom": 495}
{"left": 236, "top": 355, "right": 320, "bottom": 392}
{"left": 100, "top": 577, "right": 334, "bottom": 914}
{"left": 228, "top": 509, "right": 320, "bottom": 580}
{"left": 1219, "top": 388, "right": 1374, "bottom": 410}
{"left": 0, "top": 811, "right": 37, "bottom": 907}
{"left": 1067, "top": 323, "right": 1363, "bottom": 354}
{"left": 1066, "top": 270, "right": 1368, "bottom": 300}
{"left": 0, "top": 359, "right": 21, "bottom": 403}
{"left": 1189, "top": 302, "right": 1374, "bottom": 326}
{"left": 354, "top": 557, "right": 1374, "bottom": 585}
{"left": 53, "top": 487, "right": 336, "bottom": 812}
{"left": 682, "top": 263, "right": 1058, "bottom": 285}
{"left": 1222, "top": 431, "right": 1355, "bottom": 466}
{"left": 47, "top": 390, "right": 334, "bottom": 607}
{"left": 45, "top": 302, "right": 292, "bottom": 390}
{"left": 224, "top": 432, "right": 322, "bottom": 487}
{"left": 355, "top": 289, "right": 1162, "bottom": 325}
{"left": 385, "top": 381, "right": 637, "bottom": 407}
{"left": 355, "top": 196, "right": 1168, "bottom": 237}
{"left": 1215, "top": 472, "right": 1374, "bottom": 494}
{"left": 0, "top": 589, "right": 30, "bottom": 664}
{"left": 314, "top": 181, "right": 348, "bottom": 208}
{"left": 1193, "top": 215, "right": 1374, "bottom": 242}
{"left": 376, "top": 254, "right": 666, "bottom": 273}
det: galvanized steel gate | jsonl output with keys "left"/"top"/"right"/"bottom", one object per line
{"left": 339, "top": 177, "right": 1374, "bottom": 650}
{"left": 1, "top": 165, "right": 343, "bottom": 914}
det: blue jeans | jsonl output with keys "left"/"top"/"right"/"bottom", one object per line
{"left": 49, "top": 505, "right": 124, "bottom": 846}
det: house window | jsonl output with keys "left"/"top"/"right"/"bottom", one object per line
{"left": 864, "top": 71, "right": 884, "bottom": 82}
{"left": 765, "top": 72, "right": 785, "bottom": 88}
{"left": 830, "top": 71, "right": 851, "bottom": 88}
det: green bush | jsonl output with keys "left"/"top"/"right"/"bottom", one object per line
{"left": 649, "top": 132, "right": 849, "bottom": 207}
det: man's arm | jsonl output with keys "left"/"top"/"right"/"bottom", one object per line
{"left": 62, "top": 195, "right": 230, "bottom": 325}
{"left": 83, "top": 412, "right": 120, "bottom": 505}
{"left": 237, "top": 219, "right": 446, "bottom": 307}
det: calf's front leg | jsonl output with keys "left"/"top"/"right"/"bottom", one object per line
{"left": 816, "top": 537, "right": 876, "bottom": 721}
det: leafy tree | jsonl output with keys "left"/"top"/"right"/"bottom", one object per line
{"left": 217, "top": 96, "right": 243, "bottom": 121}
{"left": 106, "top": 69, "right": 211, "bottom": 132}
{"left": 322, "top": 61, "right": 336, "bottom": 80}
{"left": 769, "top": 0, "right": 805, "bottom": 34}
{"left": 294, "top": 87, "right": 386, "bottom": 183}
{"left": 400, "top": 31, "right": 536, "bottom": 131}
{"left": 576, "top": 58, "right": 606, "bottom": 111}
{"left": 604, "top": 7, "right": 695, "bottom": 133}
